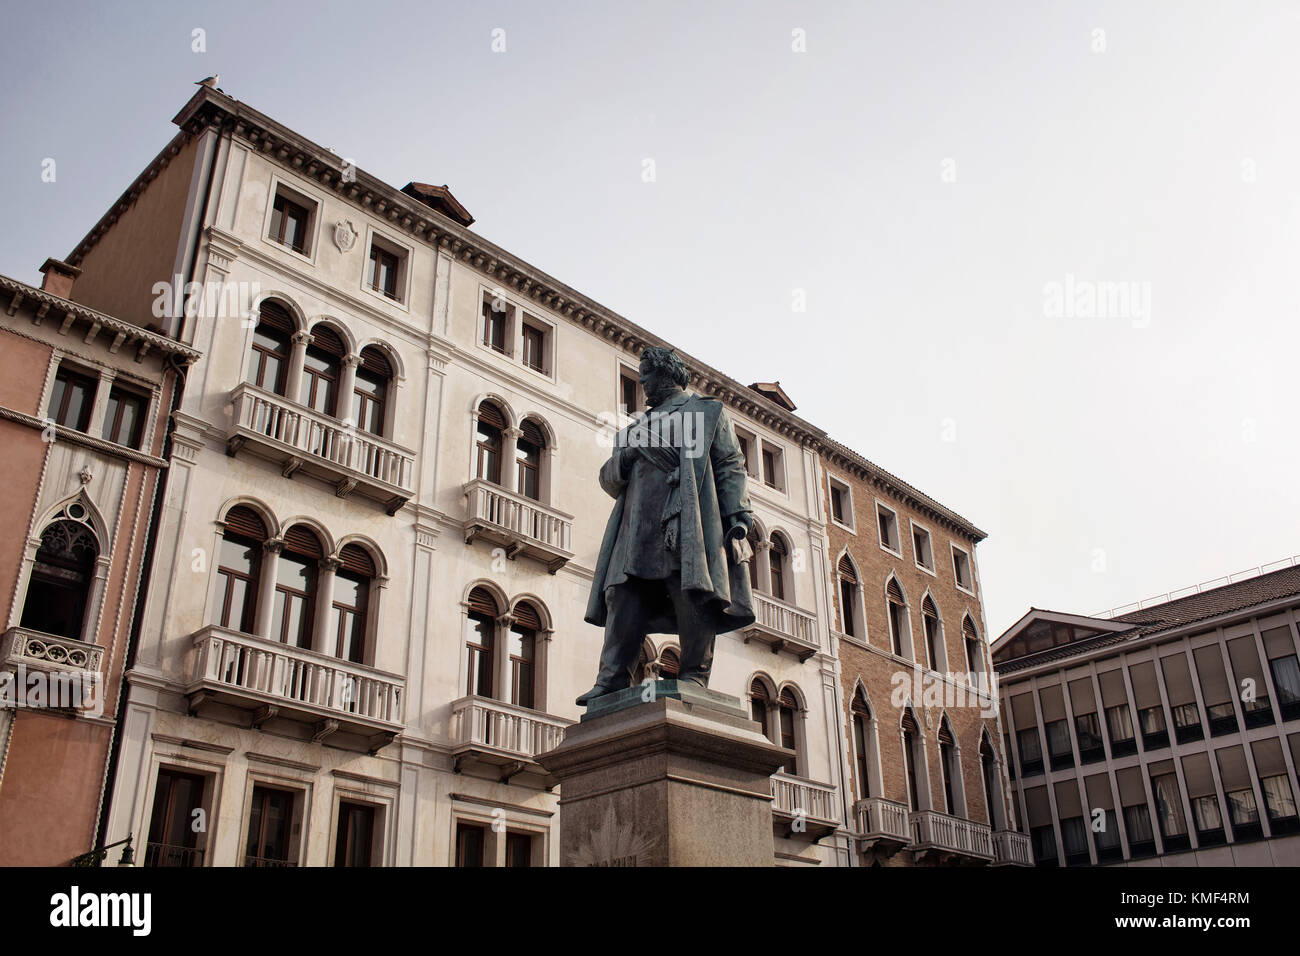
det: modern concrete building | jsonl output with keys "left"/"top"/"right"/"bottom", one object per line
{"left": 0, "top": 262, "right": 197, "bottom": 865}
{"left": 819, "top": 442, "right": 1029, "bottom": 866}
{"left": 993, "top": 560, "right": 1300, "bottom": 866}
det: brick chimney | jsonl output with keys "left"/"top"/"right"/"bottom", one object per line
{"left": 39, "top": 258, "right": 81, "bottom": 299}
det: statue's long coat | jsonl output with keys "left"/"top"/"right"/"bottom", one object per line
{"left": 585, "top": 393, "right": 756, "bottom": 635}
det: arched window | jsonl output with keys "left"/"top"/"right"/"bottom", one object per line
{"left": 466, "top": 587, "right": 499, "bottom": 698}
{"left": 886, "top": 578, "right": 910, "bottom": 658}
{"left": 216, "top": 505, "right": 266, "bottom": 634}
{"left": 353, "top": 346, "right": 392, "bottom": 437}
{"left": 777, "top": 688, "right": 800, "bottom": 775}
{"left": 246, "top": 300, "right": 293, "bottom": 395}
{"left": 475, "top": 402, "right": 506, "bottom": 485}
{"left": 922, "top": 595, "right": 942, "bottom": 670}
{"left": 274, "top": 525, "right": 322, "bottom": 648}
{"left": 301, "top": 326, "right": 345, "bottom": 415}
{"left": 768, "top": 533, "right": 788, "bottom": 602}
{"left": 332, "top": 544, "right": 374, "bottom": 663}
{"left": 963, "top": 615, "right": 983, "bottom": 678}
{"left": 657, "top": 646, "right": 680, "bottom": 680}
{"left": 838, "top": 554, "right": 861, "bottom": 638}
{"left": 980, "top": 733, "right": 1000, "bottom": 827}
{"left": 852, "top": 687, "right": 874, "bottom": 800}
{"left": 516, "top": 419, "right": 546, "bottom": 501}
{"left": 509, "top": 601, "right": 542, "bottom": 709}
{"left": 902, "top": 709, "right": 924, "bottom": 811}
{"left": 21, "top": 515, "right": 98, "bottom": 640}
{"left": 749, "top": 679, "right": 771, "bottom": 738}
{"left": 939, "top": 719, "right": 961, "bottom": 816}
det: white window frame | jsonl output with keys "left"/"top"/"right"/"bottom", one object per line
{"left": 828, "top": 474, "right": 855, "bottom": 533}
{"left": 518, "top": 310, "right": 558, "bottom": 383}
{"left": 615, "top": 361, "right": 644, "bottom": 422}
{"left": 758, "top": 439, "right": 787, "bottom": 495}
{"left": 733, "top": 425, "right": 759, "bottom": 479}
{"left": 262, "top": 175, "right": 323, "bottom": 265}
{"left": 910, "top": 519, "right": 936, "bottom": 576}
{"left": 361, "top": 226, "right": 413, "bottom": 309}
{"left": 328, "top": 783, "right": 397, "bottom": 867}
{"left": 951, "top": 542, "right": 976, "bottom": 595}
{"left": 875, "top": 499, "right": 903, "bottom": 557}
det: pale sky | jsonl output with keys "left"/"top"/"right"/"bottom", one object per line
{"left": 2, "top": 0, "right": 1296, "bottom": 636}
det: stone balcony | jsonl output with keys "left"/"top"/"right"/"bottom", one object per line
{"left": 742, "top": 594, "right": 821, "bottom": 661}
{"left": 771, "top": 771, "right": 840, "bottom": 840}
{"left": 1, "top": 627, "right": 104, "bottom": 675}
{"left": 225, "top": 382, "right": 415, "bottom": 515}
{"left": 462, "top": 479, "right": 574, "bottom": 573}
{"left": 186, "top": 625, "right": 404, "bottom": 752}
{"left": 991, "top": 828, "right": 1033, "bottom": 866}
{"left": 855, "top": 796, "right": 913, "bottom": 854}
{"left": 449, "top": 695, "right": 572, "bottom": 788}
{"left": 909, "top": 809, "right": 995, "bottom": 864}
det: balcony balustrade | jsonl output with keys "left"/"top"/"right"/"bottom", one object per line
{"left": 743, "top": 594, "right": 821, "bottom": 661}
{"left": 855, "top": 796, "right": 912, "bottom": 853}
{"left": 1, "top": 626, "right": 104, "bottom": 675}
{"left": 226, "top": 382, "right": 414, "bottom": 514}
{"left": 449, "top": 695, "right": 572, "bottom": 788}
{"left": 186, "top": 625, "right": 404, "bottom": 751}
{"left": 462, "top": 478, "right": 574, "bottom": 572}
{"left": 909, "top": 809, "right": 995, "bottom": 863}
{"left": 991, "top": 828, "right": 1033, "bottom": 866}
{"left": 771, "top": 771, "right": 840, "bottom": 839}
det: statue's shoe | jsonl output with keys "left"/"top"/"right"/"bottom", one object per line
{"left": 575, "top": 684, "right": 621, "bottom": 706}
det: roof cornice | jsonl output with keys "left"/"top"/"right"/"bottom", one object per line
{"left": 0, "top": 275, "right": 201, "bottom": 362}
{"left": 70, "top": 88, "right": 987, "bottom": 541}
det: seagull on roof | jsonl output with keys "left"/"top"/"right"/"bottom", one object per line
{"left": 195, "top": 74, "right": 219, "bottom": 89}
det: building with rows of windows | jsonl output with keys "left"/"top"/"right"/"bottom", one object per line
{"left": 0, "top": 86, "right": 1019, "bottom": 866}
{"left": 993, "top": 562, "right": 1300, "bottom": 866}
{"left": 0, "top": 262, "right": 198, "bottom": 866}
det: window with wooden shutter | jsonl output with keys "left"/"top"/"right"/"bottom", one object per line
{"left": 476, "top": 402, "right": 506, "bottom": 484}
{"left": 467, "top": 587, "right": 499, "bottom": 617}
{"left": 338, "top": 544, "right": 376, "bottom": 577}
{"left": 354, "top": 346, "right": 392, "bottom": 437}
{"left": 223, "top": 505, "right": 268, "bottom": 541}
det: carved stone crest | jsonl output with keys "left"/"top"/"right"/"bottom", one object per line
{"left": 333, "top": 219, "right": 357, "bottom": 253}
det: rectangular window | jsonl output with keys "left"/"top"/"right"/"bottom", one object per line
{"left": 456, "top": 822, "right": 486, "bottom": 867}
{"left": 1151, "top": 772, "right": 1188, "bottom": 850}
{"left": 269, "top": 190, "right": 313, "bottom": 254}
{"left": 1030, "top": 825, "right": 1057, "bottom": 866}
{"left": 103, "top": 385, "right": 147, "bottom": 448}
{"left": 483, "top": 296, "right": 510, "bottom": 353}
{"left": 1138, "top": 706, "right": 1168, "bottom": 750}
{"left": 366, "top": 239, "right": 405, "bottom": 301}
{"left": 1075, "top": 712, "right": 1104, "bottom": 762}
{"left": 1106, "top": 704, "right": 1136, "bottom": 755}
{"left": 505, "top": 831, "right": 533, "bottom": 868}
{"left": 760, "top": 443, "right": 784, "bottom": 490}
{"left": 1017, "top": 729, "right": 1043, "bottom": 777}
{"left": 877, "top": 504, "right": 899, "bottom": 552}
{"left": 521, "top": 322, "right": 547, "bottom": 372}
{"left": 1094, "top": 809, "right": 1121, "bottom": 859}
{"left": 1123, "top": 804, "right": 1156, "bottom": 856}
{"left": 146, "top": 769, "right": 207, "bottom": 867}
{"left": 912, "top": 525, "right": 933, "bottom": 571}
{"left": 466, "top": 613, "right": 495, "bottom": 698}
{"left": 334, "top": 802, "right": 376, "bottom": 867}
{"left": 952, "top": 546, "right": 973, "bottom": 591}
{"left": 245, "top": 786, "right": 297, "bottom": 867}
{"left": 619, "top": 368, "right": 640, "bottom": 416}
{"left": 828, "top": 477, "right": 853, "bottom": 530}
{"left": 1226, "top": 787, "right": 1261, "bottom": 841}
{"left": 1261, "top": 774, "right": 1298, "bottom": 826}
{"left": 1060, "top": 817, "right": 1089, "bottom": 866}
{"left": 888, "top": 601, "right": 907, "bottom": 657}
{"left": 1269, "top": 655, "right": 1300, "bottom": 721}
{"left": 1192, "top": 795, "right": 1224, "bottom": 841}
{"left": 1207, "top": 701, "right": 1238, "bottom": 737}
{"left": 509, "top": 625, "right": 535, "bottom": 710}
{"left": 47, "top": 366, "right": 97, "bottom": 431}
{"left": 1171, "top": 702, "right": 1204, "bottom": 744}
{"left": 1045, "top": 720, "right": 1073, "bottom": 770}
{"left": 831, "top": 486, "right": 845, "bottom": 523}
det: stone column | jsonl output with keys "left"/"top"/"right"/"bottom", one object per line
{"left": 337, "top": 354, "right": 360, "bottom": 425}
{"left": 495, "top": 613, "right": 515, "bottom": 703}
{"left": 86, "top": 368, "right": 117, "bottom": 438}
{"left": 312, "top": 557, "right": 341, "bottom": 656}
{"left": 285, "top": 331, "right": 310, "bottom": 403}
{"left": 254, "top": 538, "right": 283, "bottom": 639}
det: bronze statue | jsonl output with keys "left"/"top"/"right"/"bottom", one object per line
{"left": 577, "top": 347, "right": 756, "bottom": 705}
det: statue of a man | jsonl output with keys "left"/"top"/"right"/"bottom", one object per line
{"left": 577, "top": 347, "right": 756, "bottom": 705}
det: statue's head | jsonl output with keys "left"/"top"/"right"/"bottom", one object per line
{"left": 639, "top": 347, "right": 689, "bottom": 406}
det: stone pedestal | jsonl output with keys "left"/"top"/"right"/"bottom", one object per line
{"left": 537, "top": 680, "right": 792, "bottom": 866}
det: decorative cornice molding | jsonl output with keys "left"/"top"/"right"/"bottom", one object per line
{"left": 0, "top": 405, "right": 170, "bottom": 468}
